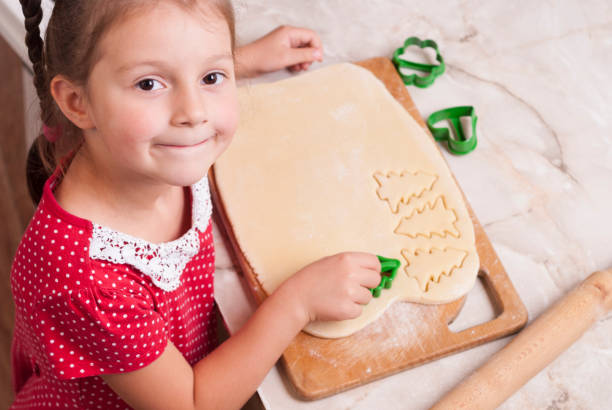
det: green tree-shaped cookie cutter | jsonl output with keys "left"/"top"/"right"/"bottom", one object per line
{"left": 371, "top": 255, "right": 401, "bottom": 297}
{"left": 427, "top": 105, "right": 478, "bottom": 155}
{"left": 392, "top": 36, "right": 446, "bottom": 88}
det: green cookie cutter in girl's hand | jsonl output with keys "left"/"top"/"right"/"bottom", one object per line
{"left": 371, "top": 256, "right": 401, "bottom": 297}
{"left": 427, "top": 105, "right": 478, "bottom": 155}
{"left": 392, "top": 36, "right": 445, "bottom": 88}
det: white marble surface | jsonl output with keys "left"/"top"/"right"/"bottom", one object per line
{"left": 2, "top": 0, "right": 611, "bottom": 409}
{"left": 222, "top": 1, "right": 612, "bottom": 409}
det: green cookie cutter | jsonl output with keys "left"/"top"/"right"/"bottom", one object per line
{"left": 427, "top": 105, "right": 478, "bottom": 155}
{"left": 392, "top": 36, "right": 445, "bottom": 88}
{"left": 371, "top": 255, "right": 401, "bottom": 298}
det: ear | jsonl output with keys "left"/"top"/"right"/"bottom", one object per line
{"left": 49, "top": 75, "right": 95, "bottom": 130}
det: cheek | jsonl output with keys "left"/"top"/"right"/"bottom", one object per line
{"left": 104, "top": 101, "right": 164, "bottom": 143}
{"left": 213, "top": 90, "right": 240, "bottom": 137}
{"left": 88, "top": 80, "right": 163, "bottom": 144}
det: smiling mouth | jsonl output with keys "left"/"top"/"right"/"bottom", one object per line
{"left": 157, "top": 136, "right": 213, "bottom": 148}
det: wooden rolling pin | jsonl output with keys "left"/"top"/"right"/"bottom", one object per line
{"left": 431, "top": 269, "right": 612, "bottom": 410}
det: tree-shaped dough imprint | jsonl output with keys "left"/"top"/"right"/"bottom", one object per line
{"left": 373, "top": 171, "right": 437, "bottom": 213}
{"left": 401, "top": 248, "right": 468, "bottom": 291}
{"left": 394, "top": 197, "right": 459, "bottom": 238}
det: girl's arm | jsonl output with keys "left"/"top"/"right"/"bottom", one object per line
{"left": 234, "top": 25, "right": 324, "bottom": 79}
{"left": 102, "top": 252, "right": 381, "bottom": 410}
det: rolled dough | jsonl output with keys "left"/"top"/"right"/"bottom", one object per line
{"left": 214, "top": 63, "right": 479, "bottom": 338}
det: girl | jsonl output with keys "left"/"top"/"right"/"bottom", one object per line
{"left": 11, "top": 1, "right": 382, "bottom": 409}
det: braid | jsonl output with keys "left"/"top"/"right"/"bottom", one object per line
{"left": 20, "top": 0, "right": 55, "bottom": 204}
{"left": 20, "top": 0, "right": 49, "bottom": 120}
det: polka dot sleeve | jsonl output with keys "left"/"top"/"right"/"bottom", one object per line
{"left": 34, "top": 284, "right": 169, "bottom": 379}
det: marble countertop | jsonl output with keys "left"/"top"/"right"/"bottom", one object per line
{"left": 2, "top": 0, "right": 611, "bottom": 409}
{"left": 225, "top": 1, "right": 612, "bottom": 408}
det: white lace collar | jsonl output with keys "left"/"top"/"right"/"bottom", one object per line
{"left": 88, "top": 177, "right": 212, "bottom": 291}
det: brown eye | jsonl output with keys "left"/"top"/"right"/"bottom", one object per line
{"left": 137, "top": 79, "right": 162, "bottom": 91}
{"left": 202, "top": 72, "right": 225, "bottom": 85}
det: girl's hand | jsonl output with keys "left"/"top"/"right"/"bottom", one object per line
{"left": 235, "top": 25, "right": 324, "bottom": 78}
{"left": 102, "top": 253, "right": 380, "bottom": 410}
{"left": 283, "top": 252, "right": 382, "bottom": 323}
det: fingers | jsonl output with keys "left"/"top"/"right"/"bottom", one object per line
{"left": 360, "top": 268, "right": 383, "bottom": 290}
{"left": 284, "top": 46, "right": 322, "bottom": 69}
{"left": 337, "top": 252, "right": 382, "bottom": 303}
{"left": 285, "top": 26, "right": 323, "bottom": 51}
{"left": 345, "top": 252, "right": 382, "bottom": 272}
{"left": 352, "top": 286, "right": 374, "bottom": 305}
{"left": 287, "top": 61, "right": 312, "bottom": 73}
{"left": 279, "top": 25, "right": 323, "bottom": 72}
{"left": 345, "top": 253, "right": 383, "bottom": 300}
{"left": 342, "top": 303, "right": 363, "bottom": 320}
{"left": 296, "top": 252, "right": 388, "bottom": 322}
{"left": 330, "top": 252, "right": 382, "bottom": 290}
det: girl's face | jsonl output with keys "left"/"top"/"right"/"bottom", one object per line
{"left": 83, "top": 2, "right": 238, "bottom": 187}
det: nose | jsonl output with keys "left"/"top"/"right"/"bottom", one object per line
{"left": 171, "top": 85, "right": 207, "bottom": 127}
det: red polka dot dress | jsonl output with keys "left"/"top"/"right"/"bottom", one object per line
{"left": 10, "top": 170, "right": 218, "bottom": 409}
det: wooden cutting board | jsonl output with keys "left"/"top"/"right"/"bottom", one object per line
{"left": 209, "top": 57, "right": 528, "bottom": 400}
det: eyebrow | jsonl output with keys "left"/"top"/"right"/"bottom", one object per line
{"left": 116, "top": 53, "right": 233, "bottom": 73}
